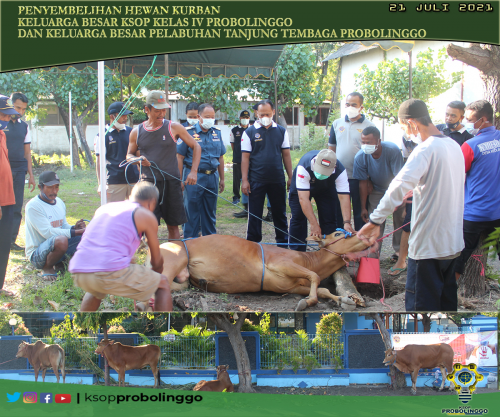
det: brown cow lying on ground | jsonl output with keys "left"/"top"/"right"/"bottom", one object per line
{"left": 95, "top": 339, "right": 161, "bottom": 388}
{"left": 383, "top": 343, "right": 454, "bottom": 394}
{"left": 152, "top": 231, "right": 367, "bottom": 311}
{"left": 193, "top": 365, "right": 234, "bottom": 392}
{"left": 16, "top": 340, "right": 65, "bottom": 383}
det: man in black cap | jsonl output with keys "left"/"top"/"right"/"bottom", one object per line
{"left": 357, "top": 99, "right": 465, "bottom": 311}
{"left": 24, "top": 171, "right": 86, "bottom": 280}
{"left": 435, "top": 101, "right": 473, "bottom": 146}
{"left": 230, "top": 109, "right": 251, "bottom": 205}
{"left": 94, "top": 101, "right": 139, "bottom": 202}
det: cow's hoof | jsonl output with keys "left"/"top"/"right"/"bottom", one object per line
{"left": 340, "top": 296, "right": 355, "bottom": 305}
{"left": 295, "top": 299, "right": 309, "bottom": 311}
{"left": 410, "top": 390, "right": 417, "bottom": 395}
{"left": 340, "top": 302, "right": 356, "bottom": 311}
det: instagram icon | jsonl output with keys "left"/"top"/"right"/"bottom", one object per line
{"left": 23, "top": 392, "right": 37, "bottom": 403}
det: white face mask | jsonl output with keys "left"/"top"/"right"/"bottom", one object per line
{"left": 346, "top": 106, "right": 360, "bottom": 119}
{"left": 241, "top": 119, "right": 250, "bottom": 126}
{"left": 411, "top": 132, "right": 422, "bottom": 144}
{"left": 113, "top": 121, "right": 126, "bottom": 130}
{"left": 260, "top": 117, "right": 273, "bottom": 127}
{"left": 200, "top": 118, "right": 215, "bottom": 130}
{"left": 361, "top": 144, "right": 377, "bottom": 155}
{"left": 187, "top": 118, "right": 198, "bottom": 126}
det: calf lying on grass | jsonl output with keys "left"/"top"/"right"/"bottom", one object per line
{"left": 193, "top": 365, "right": 234, "bottom": 392}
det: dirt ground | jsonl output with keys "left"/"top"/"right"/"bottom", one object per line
{"left": 169, "top": 214, "right": 500, "bottom": 313}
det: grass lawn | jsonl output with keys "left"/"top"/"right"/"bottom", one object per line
{"left": 2, "top": 148, "right": 310, "bottom": 312}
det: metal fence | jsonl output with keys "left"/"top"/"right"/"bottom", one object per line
{"left": 31, "top": 337, "right": 99, "bottom": 369}
{"left": 260, "top": 333, "right": 344, "bottom": 370}
{"left": 137, "top": 335, "right": 216, "bottom": 369}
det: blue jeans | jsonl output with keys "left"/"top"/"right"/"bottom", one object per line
{"left": 30, "top": 235, "right": 82, "bottom": 270}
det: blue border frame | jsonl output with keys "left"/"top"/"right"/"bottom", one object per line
{"left": 214, "top": 331, "right": 260, "bottom": 370}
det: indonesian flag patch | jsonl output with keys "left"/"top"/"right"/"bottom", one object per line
{"left": 321, "top": 159, "right": 331, "bottom": 167}
{"left": 298, "top": 174, "right": 305, "bottom": 179}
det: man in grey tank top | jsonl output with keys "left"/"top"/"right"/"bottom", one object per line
{"left": 127, "top": 91, "right": 201, "bottom": 241}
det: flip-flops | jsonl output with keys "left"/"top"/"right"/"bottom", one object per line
{"left": 387, "top": 266, "right": 407, "bottom": 276}
{"left": 39, "top": 273, "right": 58, "bottom": 282}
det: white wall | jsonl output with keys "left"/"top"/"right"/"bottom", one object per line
{"left": 338, "top": 41, "right": 484, "bottom": 147}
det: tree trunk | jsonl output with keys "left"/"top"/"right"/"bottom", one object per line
{"left": 447, "top": 43, "right": 500, "bottom": 129}
{"left": 102, "top": 321, "right": 110, "bottom": 386}
{"left": 421, "top": 314, "right": 431, "bottom": 333}
{"left": 369, "top": 313, "right": 407, "bottom": 390}
{"left": 210, "top": 313, "right": 255, "bottom": 393}
{"left": 74, "top": 114, "right": 95, "bottom": 168}
{"left": 57, "top": 106, "right": 81, "bottom": 168}
{"left": 332, "top": 267, "right": 365, "bottom": 307}
{"left": 458, "top": 232, "right": 489, "bottom": 297}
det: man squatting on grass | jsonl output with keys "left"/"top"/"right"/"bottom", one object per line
{"left": 69, "top": 182, "right": 173, "bottom": 312}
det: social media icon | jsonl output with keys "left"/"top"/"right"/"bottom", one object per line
{"left": 55, "top": 394, "right": 71, "bottom": 403}
{"left": 6, "top": 392, "right": 21, "bottom": 403}
{"left": 40, "top": 393, "right": 52, "bottom": 404}
{"left": 23, "top": 392, "right": 37, "bottom": 403}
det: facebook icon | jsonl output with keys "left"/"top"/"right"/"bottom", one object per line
{"left": 40, "top": 393, "right": 52, "bottom": 404}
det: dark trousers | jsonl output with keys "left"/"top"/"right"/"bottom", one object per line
{"left": 0, "top": 205, "right": 14, "bottom": 289}
{"left": 233, "top": 163, "right": 242, "bottom": 200}
{"left": 11, "top": 171, "right": 26, "bottom": 244}
{"left": 247, "top": 181, "right": 288, "bottom": 246}
{"left": 405, "top": 257, "right": 458, "bottom": 311}
{"left": 455, "top": 218, "right": 500, "bottom": 275}
{"left": 289, "top": 191, "right": 338, "bottom": 252}
{"left": 334, "top": 178, "right": 362, "bottom": 231}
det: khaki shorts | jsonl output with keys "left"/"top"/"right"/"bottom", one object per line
{"left": 107, "top": 183, "right": 136, "bottom": 203}
{"left": 73, "top": 264, "right": 161, "bottom": 302}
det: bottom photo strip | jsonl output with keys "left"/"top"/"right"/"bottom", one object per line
{"left": 0, "top": 312, "right": 498, "bottom": 416}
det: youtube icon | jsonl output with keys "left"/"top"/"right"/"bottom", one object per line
{"left": 55, "top": 394, "right": 71, "bottom": 403}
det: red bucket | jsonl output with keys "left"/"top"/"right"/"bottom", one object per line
{"left": 355, "top": 257, "right": 381, "bottom": 284}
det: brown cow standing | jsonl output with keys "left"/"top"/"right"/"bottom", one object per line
{"left": 16, "top": 340, "right": 66, "bottom": 383}
{"left": 154, "top": 231, "right": 367, "bottom": 311}
{"left": 193, "top": 365, "right": 234, "bottom": 392}
{"left": 95, "top": 339, "right": 161, "bottom": 388}
{"left": 383, "top": 343, "right": 454, "bottom": 395}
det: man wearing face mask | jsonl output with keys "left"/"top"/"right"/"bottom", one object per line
{"left": 127, "top": 90, "right": 201, "bottom": 241}
{"left": 353, "top": 126, "right": 404, "bottom": 262}
{"left": 230, "top": 110, "right": 251, "bottom": 205}
{"left": 24, "top": 171, "right": 86, "bottom": 281}
{"left": 455, "top": 100, "right": 500, "bottom": 281}
{"left": 0, "top": 95, "right": 19, "bottom": 297}
{"left": 357, "top": 99, "right": 465, "bottom": 311}
{"left": 328, "top": 92, "right": 375, "bottom": 232}
{"left": 288, "top": 149, "right": 353, "bottom": 251}
{"left": 177, "top": 103, "right": 226, "bottom": 238}
{"left": 181, "top": 102, "right": 199, "bottom": 129}
{"left": 94, "top": 102, "right": 139, "bottom": 202}
{"left": 241, "top": 99, "right": 293, "bottom": 247}
{"left": 436, "top": 101, "right": 473, "bottom": 146}
{"left": 5, "top": 93, "right": 36, "bottom": 252}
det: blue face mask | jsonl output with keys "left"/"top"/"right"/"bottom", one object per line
{"left": 314, "top": 171, "right": 329, "bottom": 180}
{"left": 0, "top": 120, "right": 9, "bottom": 130}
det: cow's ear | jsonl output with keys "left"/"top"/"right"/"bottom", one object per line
{"left": 109, "top": 340, "right": 115, "bottom": 345}
{"left": 225, "top": 365, "right": 229, "bottom": 370}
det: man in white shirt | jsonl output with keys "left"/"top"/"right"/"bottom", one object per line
{"left": 25, "top": 171, "right": 86, "bottom": 280}
{"left": 357, "top": 99, "right": 465, "bottom": 311}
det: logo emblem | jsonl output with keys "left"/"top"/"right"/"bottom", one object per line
{"left": 321, "top": 159, "right": 331, "bottom": 167}
{"left": 6, "top": 393, "right": 20, "bottom": 403}
{"left": 55, "top": 394, "right": 71, "bottom": 404}
{"left": 23, "top": 392, "right": 37, "bottom": 403}
{"left": 339, "top": 126, "right": 345, "bottom": 133}
{"left": 357, "top": 129, "right": 363, "bottom": 133}
{"left": 447, "top": 363, "right": 483, "bottom": 404}
{"left": 40, "top": 393, "right": 52, "bottom": 404}
{"left": 255, "top": 133, "right": 261, "bottom": 138}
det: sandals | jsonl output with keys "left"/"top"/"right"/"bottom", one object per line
{"left": 387, "top": 266, "right": 407, "bottom": 276}
{"left": 39, "top": 273, "right": 58, "bottom": 282}
{"left": 390, "top": 253, "right": 399, "bottom": 263}
{"left": 0, "top": 288, "right": 15, "bottom": 297}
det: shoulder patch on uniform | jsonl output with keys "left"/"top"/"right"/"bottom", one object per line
{"left": 213, "top": 126, "right": 221, "bottom": 130}
{"left": 186, "top": 126, "right": 195, "bottom": 130}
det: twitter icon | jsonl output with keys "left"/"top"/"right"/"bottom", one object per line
{"left": 7, "top": 393, "right": 21, "bottom": 403}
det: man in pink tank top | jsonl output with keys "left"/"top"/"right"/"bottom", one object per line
{"left": 69, "top": 182, "right": 174, "bottom": 311}
{"left": 126, "top": 91, "right": 201, "bottom": 241}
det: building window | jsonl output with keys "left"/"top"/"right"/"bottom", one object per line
{"left": 38, "top": 105, "right": 65, "bottom": 126}
{"left": 304, "top": 107, "right": 330, "bottom": 126}
{"left": 284, "top": 107, "right": 299, "bottom": 126}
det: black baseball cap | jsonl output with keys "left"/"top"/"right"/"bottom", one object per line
{"left": 107, "top": 102, "right": 134, "bottom": 116}
{"left": 398, "top": 99, "right": 429, "bottom": 120}
{"left": 39, "top": 171, "right": 60, "bottom": 186}
{"left": 240, "top": 110, "right": 251, "bottom": 118}
{"left": 0, "top": 95, "right": 20, "bottom": 115}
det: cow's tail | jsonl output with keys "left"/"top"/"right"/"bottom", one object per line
{"left": 59, "top": 348, "right": 66, "bottom": 384}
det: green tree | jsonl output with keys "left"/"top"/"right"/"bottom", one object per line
{"left": 355, "top": 48, "right": 462, "bottom": 124}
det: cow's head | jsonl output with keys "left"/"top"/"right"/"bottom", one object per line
{"left": 383, "top": 348, "right": 397, "bottom": 366}
{"left": 216, "top": 365, "right": 229, "bottom": 377}
{"left": 16, "top": 341, "right": 29, "bottom": 358}
{"left": 307, "top": 230, "right": 368, "bottom": 254}
{"left": 95, "top": 339, "right": 115, "bottom": 355}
